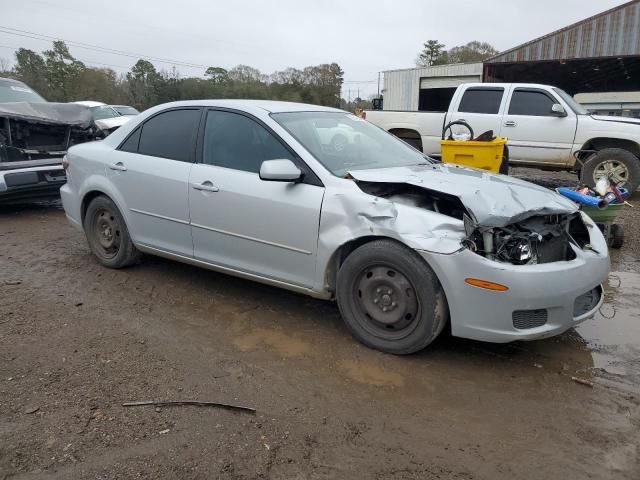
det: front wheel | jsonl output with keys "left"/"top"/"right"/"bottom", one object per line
{"left": 83, "top": 195, "right": 140, "bottom": 268}
{"left": 580, "top": 148, "right": 640, "bottom": 192}
{"left": 336, "top": 240, "right": 448, "bottom": 354}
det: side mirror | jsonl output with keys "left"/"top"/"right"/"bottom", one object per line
{"left": 259, "top": 159, "right": 303, "bottom": 182}
{"left": 551, "top": 103, "right": 567, "bottom": 117}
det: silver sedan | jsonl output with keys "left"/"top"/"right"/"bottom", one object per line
{"left": 60, "top": 100, "right": 609, "bottom": 354}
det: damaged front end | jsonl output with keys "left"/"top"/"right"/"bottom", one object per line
{"left": 462, "top": 212, "right": 591, "bottom": 265}
{"left": 350, "top": 164, "right": 592, "bottom": 267}
{"left": 0, "top": 102, "right": 100, "bottom": 168}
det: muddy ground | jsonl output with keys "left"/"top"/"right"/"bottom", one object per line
{"left": 1, "top": 169, "right": 639, "bottom": 479}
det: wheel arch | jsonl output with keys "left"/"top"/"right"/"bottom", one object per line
{"left": 581, "top": 137, "right": 640, "bottom": 157}
{"left": 323, "top": 235, "right": 442, "bottom": 298}
{"left": 388, "top": 128, "right": 423, "bottom": 150}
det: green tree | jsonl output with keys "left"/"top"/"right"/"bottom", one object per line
{"left": 446, "top": 41, "right": 498, "bottom": 63}
{"left": 14, "top": 48, "right": 50, "bottom": 98}
{"left": 126, "top": 59, "right": 163, "bottom": 109}
{"left": 43, "top": 41, "right": 85, "bottom": 101}
{"left": 416, "top": 40, "right": 445, "bottom": 67}
{"left": 204, "top": 66, "right": 228, "bottom": 85}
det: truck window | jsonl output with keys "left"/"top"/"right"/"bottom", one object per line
{"left": 457, "top": 88, "right": 504, "bottom": 114}
{"left": 508, "top": 89, "right": 556, "bottom": 116}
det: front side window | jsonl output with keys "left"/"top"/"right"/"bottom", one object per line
{"left": 508, "top": 90, "right": 556, "bottom": 116}
{"left": 202, "top": 110, "right": 294, "bottom": 173}
{"left": 457, "top": 88, "right": 504, "bottom": 114}
{"left": 90, "top": 106, "right": 121, "bottom": 121}
{"left": 138, "top": 109, "right": 200, "bottom": 162}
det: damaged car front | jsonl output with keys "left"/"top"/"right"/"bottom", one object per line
{"left": 273, "top": 110, "right": 610, "bottom": 350}
{"left": 0, "top": 77, "right": 98, "bottom": 203}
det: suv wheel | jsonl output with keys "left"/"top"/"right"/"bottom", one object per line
{"left": 336, "top": 240, "right": 448, "bottom": 354}
{"left": 84, "top": 195, "right": 140, "bottom": 268}
{"left": 580, "top": 148, "right": 640, "bottom": 192}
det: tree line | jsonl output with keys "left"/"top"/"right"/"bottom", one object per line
{"left": 1, "top": 41, "right": 346, "bottom": 110}
{"left": 416, "top": 40, "right": 498, "bottom": 67}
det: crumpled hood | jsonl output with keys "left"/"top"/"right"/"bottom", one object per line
{"left": 348, "top": 163, "right": 578, "bottom": 228}
{"left": 0, "top": 101, "right": 93, "bottom": 127}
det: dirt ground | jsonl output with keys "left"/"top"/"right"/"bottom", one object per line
{"left": 1, "top": 169, "right": 639, "bottom": 479}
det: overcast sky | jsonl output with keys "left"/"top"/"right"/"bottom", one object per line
{"left": 0, "top": 0, "right": 630, "bottom": 98}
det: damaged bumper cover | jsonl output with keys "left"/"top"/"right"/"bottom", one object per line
{"left": 345, "top": 164, "right": 609, "bottom": 343}
{"left": 420, "top": 215, "right": 609, "bottom": 343}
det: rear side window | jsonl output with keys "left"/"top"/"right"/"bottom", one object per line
{"left": 509, "top": 90, "right": 557, "bottom": 116}
{"left": 137, "top": 109, "right": 200, "bottom": 162}
{"left": 119, "top": 127, "right": 141, "bottom": 153}
{"left": 458, "top": 88, "right": 504, "bottom": 114}
{"left": 202, "top": 110, "right": 295, "bottom": 173}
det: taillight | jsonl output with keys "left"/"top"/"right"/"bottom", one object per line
{"left": 62, "top": 155, "right": 69, "bottom": 170}
{"left": 361, "top": 111, "right": 366, "bottom": 120}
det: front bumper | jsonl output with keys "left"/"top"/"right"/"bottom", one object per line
{"left": 0, "top": 162, "right": 66, "bottom": 204}
{"left": 421, "top": 218, "right": 610, "bottom": 343}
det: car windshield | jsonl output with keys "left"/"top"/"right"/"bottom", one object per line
{"left": 113, "top": 105, "right": 139, "bottom": 116}
{"left": 553, "top": 88, "right": 589, "bottom": 115}
{"left": 0, "top": 81, "right": 47, "bottom": 103}
{"left": 272, "top": 111, "right": 431, "bottom": 177}
{"left": 90, "top": 105, "right": 120, "bottom": 120}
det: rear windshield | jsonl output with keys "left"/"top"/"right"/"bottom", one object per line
{"left": 0, "top": 80, "right": 47, "bottom": 103}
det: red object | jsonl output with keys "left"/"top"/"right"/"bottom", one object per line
{"left": 62, "top": 155, "right": 69, "bottom": 170}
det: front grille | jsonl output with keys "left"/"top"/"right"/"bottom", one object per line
{"left": 513, "top": 309, "right": 548, "bottom": 329}
{"left": 573, "top": 286, "right": 602, "bottom": 318}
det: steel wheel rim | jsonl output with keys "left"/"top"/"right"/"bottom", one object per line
{"left": 93, "top": 208, "right": 121, "bottom": 258}
{"left": 353, "top": 264, "right": 420, "bottom": 340}
{"left": 593, "top": 159, "right": 629, "bottom": 186}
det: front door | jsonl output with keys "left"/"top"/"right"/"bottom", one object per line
{"left": 188, "top": 109, "right": 324, "bottom": 288}
{"left": 108, "top": 108, "right": 201, "bottom": 256}
{"left": 500, "top": 88, "right": 578, "bottom": 166}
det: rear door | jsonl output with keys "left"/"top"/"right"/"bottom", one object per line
{"left": 500, "top": 88, "right": 578, "bottom": 166}
{"left": 447, "top": 86, "right": 507, "bottom": 140}
{"left": 109, "top": 108, "right": 201, "bottom": 256}
{"left": 188, "top": 109, "right": 324, "bottom": 288}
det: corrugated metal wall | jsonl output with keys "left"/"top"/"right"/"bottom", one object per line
{"left": 383, "top": 63, "right": 482, "bottom": 110}
{"left": 487, "top": 0, "right": 640, "bottom": 63}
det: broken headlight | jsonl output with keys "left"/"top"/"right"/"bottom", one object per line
{"left": 495, "top": 233, "right": 539, "bottom": 265}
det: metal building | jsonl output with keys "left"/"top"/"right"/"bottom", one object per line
{"left": 382, "top": 63, "right": 482, "bottom": 111}
{"left": 380, "top": 0, "right": 640, "bottom": 111}
{"left": 484, "top": 0, "right": 640, "bottom": 94}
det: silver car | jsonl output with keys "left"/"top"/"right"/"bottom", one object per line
{"left": 60, "top": 100, "right": 610, "bottom": 354}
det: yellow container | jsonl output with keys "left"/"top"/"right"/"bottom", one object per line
{"left": 440, "top": 137, "right": 507, "bottom": 173}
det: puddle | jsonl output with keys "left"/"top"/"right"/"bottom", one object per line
{"left": 340, "top": 360, "right": 405, "bottom": 387}
{"left": 576, "top": 271, "right": 640, "bottom": 377}
{"left": 233, "top": 328, "right": 311, "bottom": 357}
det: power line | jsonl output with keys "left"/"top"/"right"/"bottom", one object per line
{"left": 0, "top": 25, "right": 209, "bottom": 70}
{"left": 0, "top": 44, "right": 133, "bottom": 70}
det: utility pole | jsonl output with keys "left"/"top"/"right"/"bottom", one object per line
{"left": 377, "top": 72, "right": 381, "bottom": 98}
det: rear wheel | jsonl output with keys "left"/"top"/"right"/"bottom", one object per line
{"left": 84, "top": 195, "right": 140, "bottom": 268}
{"left": 336, "top": 240, "right": 448, "bottom": 354}
{"left": 580, "top": 148, "right": 640, "bottom": 192}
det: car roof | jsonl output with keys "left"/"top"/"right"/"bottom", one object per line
{"left": 73, "top": 100, "right": 107, "bottom": 107}
{"left": 145, "top": 99, "right": 345, "bottom": 114}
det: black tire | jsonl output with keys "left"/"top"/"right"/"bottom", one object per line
{"left": 336, "top": 240, "right": 448, "bottom": 354}
{"left": 499, "top": 145, "right": 509, "bottom": 175}
{"left": 580, "top": 148, "right": 640, "bottom": 192}
{"left": 610, "top": 223, "right": 624, "bottom": 249}
{"left": 83, "top": 195, "right": 140, "bottom": 268}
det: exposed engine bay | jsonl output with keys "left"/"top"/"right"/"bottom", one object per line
{"left": 0, "top": 102, "right": 101, "bottom": 165}
{"left": 356, "top": 180, "right": 591, "bottom": 266}
{"left": 0, "top": 118, "right": 99, "bottom": 163}
{"left": 462, "top": 212, "right": 590, "bottom": 265}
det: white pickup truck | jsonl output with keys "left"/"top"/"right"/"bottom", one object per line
{"left": 365, "top": 83, "right": 640, "bottom": 191}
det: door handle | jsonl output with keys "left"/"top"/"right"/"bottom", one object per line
{"left": 191, "top": 181, "right": 219, "bottom": 193}
{"left": 108, "top": 162, "right": 127, "bottom": 171}
{"left": 504, "top": 120, "right": 517, "bottom": 127}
